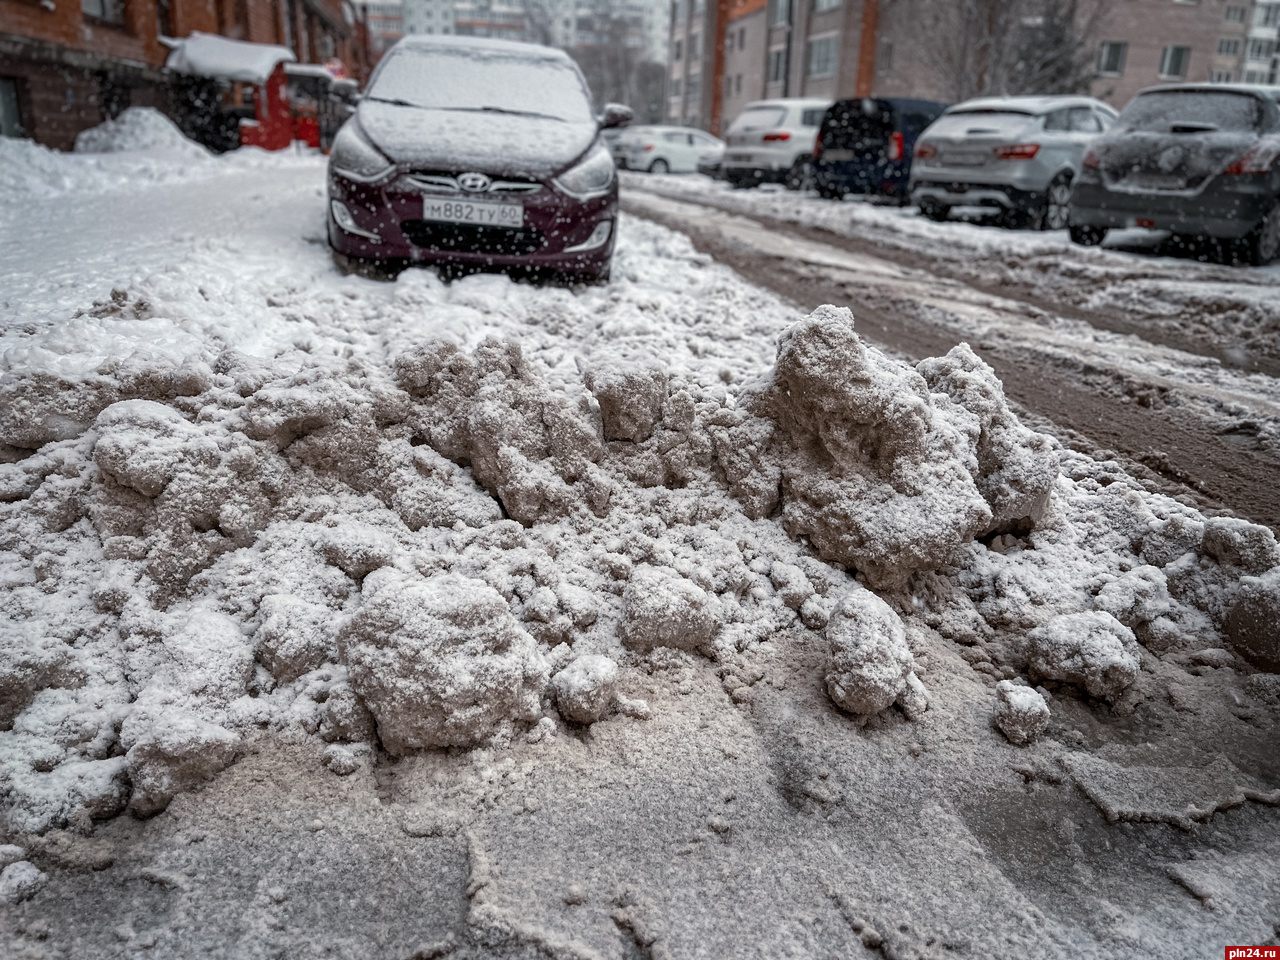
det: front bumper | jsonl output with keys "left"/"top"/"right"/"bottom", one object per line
{"left": 328, "top": 169, "right": 616, "bottom": 276}
{"left": 813, "top": 159, "right": 910, "bottom": 196}
{"left": 1069, "top": 174, "right": 1276, "bottom": 239}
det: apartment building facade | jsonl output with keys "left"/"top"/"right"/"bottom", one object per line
{"left": 680, "top": 0, "right": 1280, "bottom": 137}
{"left": 0, "top": 0, "right": 362, "bottom": 148}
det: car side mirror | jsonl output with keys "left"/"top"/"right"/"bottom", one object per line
{"left": 332, "top": 79, "right": 361, "bottom": 107}
{"left": 600, "top": 103, "right": 633, "bottom": 130}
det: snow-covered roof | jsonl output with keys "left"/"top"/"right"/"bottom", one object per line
{"left": 165, "top": 32, "right": 296, "bottom": 84}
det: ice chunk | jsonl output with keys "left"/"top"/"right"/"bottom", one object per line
{"left": 619, "top": 566, "right": 722, "bottom": 654}
{"left": 1224, "top": 570, "right": 1280, "bottom": 672}
{"left": 551, "top": 655, "right": 619, "bottom": 725}
{"left": 583, "top": 361, "right": 668, "bottom": 442}
{"left": 993, "top": 681, "right": 1050, "bottom": 745}
{"left": 342, "top": 569, "right": 547, "bottom": 753}
{"left": 121, "top": 706, "right": 241, "bottom": 817}
{"left": 1025, "top": 611, "right": 1140, "bottom": 703}
{"left": 0, "top": 861, "right": 46, "bottom": 904}
{"left": 824, "top": 588, "right": 914, "bottom": 715}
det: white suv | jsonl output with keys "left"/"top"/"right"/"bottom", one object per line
{"left": 722, "top": 98, "right": 833, "bottom": 189}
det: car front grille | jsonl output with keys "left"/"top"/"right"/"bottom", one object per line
{"left": 401, "top": 220, "right": 547, "bottom": 255}
{"left": 404, "top": 172, "right": 543, "bottom": 196}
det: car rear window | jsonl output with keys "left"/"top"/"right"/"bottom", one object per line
{"left": 801, "top": 108, "right": 826, "bottom": 127}
{"left": 1118, "top": 91, "right": 1262, "bottom": 133}
{"left": 729, "top": 106, "right": 788, "bottom": 132}
{"left": 370, "top": 47, "right": 594, "bottom": 124}
{"left": 927, "top": 110, "right": 1037, "bottom": 139}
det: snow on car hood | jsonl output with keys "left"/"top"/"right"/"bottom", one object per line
{"left": 357, "top": 100, "right": 598, "bottom": 178}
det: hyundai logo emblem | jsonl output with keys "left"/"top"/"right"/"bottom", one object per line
{"left": 457, "top": 172, "right": 492, "bottom": 193}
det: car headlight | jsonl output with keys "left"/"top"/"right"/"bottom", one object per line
{"left": 330, "top": 121, "right": 395, "bottom": 183}
{"left": 555, "top": 143, "right": 616, "bottom": 199}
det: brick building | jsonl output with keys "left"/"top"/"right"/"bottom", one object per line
{"left": 0, "top": 0, "right": 366, "bottom": 149}
{"left": 677, "top": 0, "right": 1280, "bottom": 136}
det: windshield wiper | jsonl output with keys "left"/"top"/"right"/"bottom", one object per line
{"left": 476, "top": 106, "right": 565, "bottom": 121}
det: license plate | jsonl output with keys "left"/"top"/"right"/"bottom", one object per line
{"left": 728, "top": 152, "right": 754, "bottom": 163}
{"left": 943, "top": 151, "right": 987, "bottom": 166}
{"left": 822, "top": 149, "right": 854, "bottom": 161}
{"left": 423, "top": 198, "right": 523, "bottom": 228}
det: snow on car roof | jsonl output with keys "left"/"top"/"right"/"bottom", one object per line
{"left": 388, "top": 33, "right": 574, "bottom": 63}
{"left": 164, "top": 31, "right": 296, "bottom": 84}
{"left": 947, "top": 95, "right": 1108, "bottom": 115}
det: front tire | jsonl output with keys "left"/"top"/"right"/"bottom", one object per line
{"left": 1069, "top": 224, "right": 1106, "bottom": 246}
{"left": 1037, "top": 174, "right": 1073, "bottom": 231}
{"left": 785, "top": 158, "right": 815, "bottom": 191}
{"left": 648, "top": 158, "right": 669, "bottom": 174}
{"left": 918, "top": 199, "right": 950, "bottom": 222}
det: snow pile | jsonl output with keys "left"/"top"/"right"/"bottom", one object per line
{"left": 73, "top": 108, "right": 210, "bottom": 159}
{"left": 2, "top": 290, "right": 1279, "bottom": 833}
{"left": 715, "top": 306, "right": 1058, "bottom": 586}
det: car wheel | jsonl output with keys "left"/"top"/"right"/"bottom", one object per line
{"left": 1238, "top": 203, "right": 1280, "bottom": 266}
{"left": 918, "top": 200, "right": 950, "bottom": 222}
{"left": 785, "top": 158, "right": 815, "bottom": 191}
{"left": 1068, "top": 224, "right": 1106, "bottom": 246}
{"left": 648, "top": 158, "right": 669, "bottom": 174}
{"left": 1039, "top": 174, "right": 1073, "bottom": 231}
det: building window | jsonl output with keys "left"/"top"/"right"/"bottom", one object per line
{"left": 674, "top": 39, "right": 682, "bottom": 60}
{"left": 1224, "top": 4, "right": 1246, "bottom": 21}
{"left": 767, "top": 46, "right": 786, "bottom": 83}
{"left": 1258, "top": 4, "right": 1280, "bottom": 26}
{"left": 814, "top": 0, "right": 840, "bottom": 11}
{"left": 806, "top": 34, "right": 838, "bottom": 78}
{"left": 693, "top": 0, "right": 704, "bottom": 15}
{"left": 1212, "top": 70, "right": 1233, "bottom": 83}
{"left": 1097, "top": 41, "right": 1127, "bottom": 76}
{"left": 690, "top": 32, "right": 702, "bottom": 58}
{"left": 768, "top": 0, "right": 791, "bottom": 27}
{"left": 687, "top": 72, "right": 701, "bottom": 97}
{"left": 1248, "top": 38, "right": 1275, "bottom": 61}
{"left": 82, "top": 0, "right": 126, "bottom": 25}
{"left": 672, "top": 77, "right": 682, "bottom": 95}
{"left": 736, "top": 73, "right": 742, "bottom": 94}
{"left": 738, "top": 27, "right": 745, "bottom": 47}
{"left": 672, "top": 0, "right": 683, "bottom": 28}
{"left": 1160, "top": 45, "right": 1191, "bottom": 78}
{"left": 1218, "top": 38, "right": 1240, "bottom": 57}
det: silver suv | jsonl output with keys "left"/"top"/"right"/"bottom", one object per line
{"left": 722, "top": 98, "right": 833, "bottom": 189}
{"left": 909, "top": 95, "right": 1117, "bottom": 229}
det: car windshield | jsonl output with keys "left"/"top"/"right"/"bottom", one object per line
{"left": 729, "top": 107, "right": 788, "bottom": 132}
{"left": 369, "top": 47, "right": 594, "bottom": 124}
{"left": 928, "top": 110, "right": 1037, "bottom": 139}
{"left": 1118, "top": 91, "right": 1262, "bottom": 133}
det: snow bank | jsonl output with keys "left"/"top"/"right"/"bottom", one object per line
{"left": 74, "top": 108, "right": 210, "bottom": 158}
{"left": 3, "top": 281, "right": 1279, "bottom": 831}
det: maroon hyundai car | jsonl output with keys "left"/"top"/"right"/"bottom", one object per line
{"left": 327, "top": 35, "right": 630, "bottom": 282}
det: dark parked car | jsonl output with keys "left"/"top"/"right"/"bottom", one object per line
{"left": 1068, "top": 83, "right": 1280, "bottom": 265}
{"left": 326, "top": 35, "right": 631, "bottom": 282}
{"left": 812, "top": 98, "right": 948, "bottom": 202}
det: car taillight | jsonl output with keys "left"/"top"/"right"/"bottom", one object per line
{"left": 1224, "top": 143, "right": 1280, "bottom": 174}
{"left": 763, "top": 132, "right": 791, "bottom": 142}
{"left": 887, "top": 131, "right": 904, "bottom": 161}
{"left": 1082, "top": 148, "right": 1100, "bottom": 169}
{"left": 643, "top": 143, "right": 655, "bottom": 151}
{"left": 914, "top": 142, "right": 937, "bottom": 160}
{"left": 813, "top": 139, "right": 824, "bottom": 158}
{"left": 995, "top": 143, "right": 1040, "bottom": 160}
